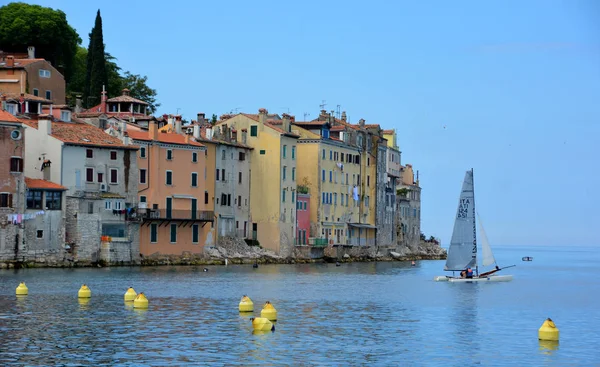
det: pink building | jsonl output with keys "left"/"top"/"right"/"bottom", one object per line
{"left": 296, "top": 193, "right": 310, "bottom": 245}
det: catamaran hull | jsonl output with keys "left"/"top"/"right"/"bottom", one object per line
{"left": 434, "top": 275, "right": 513, "bottom": 282}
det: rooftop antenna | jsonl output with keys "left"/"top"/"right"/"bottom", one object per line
{"left": 230, "top": 107, "right": 241, "bottom": 114}
{"left": 336, "top": 105, "right": 341, "bottom": 119}
{"left": 319, "top": 100, "right": 327, "bottom": 110}
{"left": 303, "top": 112, "right": 310, "bottom": 121}
{"left": 281, "top": 107, "right": 290, "bottom": 114}
{"left": 176, "top": 108, "right": 181, "bottom": 115}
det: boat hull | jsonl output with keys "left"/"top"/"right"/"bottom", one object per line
{"left": 434, "top": 275, "right": 513, "bottom": 282}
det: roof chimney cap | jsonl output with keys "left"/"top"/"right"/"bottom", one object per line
{"left": 258, "top": 108, "right": 268, "bottom": 114}
{"left": 27, "top": 46, "right": 35, "bottom": 59}
{"left": 122, "top": 88, "right": 130, "bottom": 96}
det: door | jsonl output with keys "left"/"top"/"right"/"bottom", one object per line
{"left": 252, "top": 223, "right": 258, "bottom": 241}
{"left": 166, "top": 197, "right": 172, "bottom": 219}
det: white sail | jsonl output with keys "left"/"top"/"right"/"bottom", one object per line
{"left": 477, "top": 213, "right": 496, "bottom": 267}
{"left": 444, "top": 170, "right": 477, "bottom": 271}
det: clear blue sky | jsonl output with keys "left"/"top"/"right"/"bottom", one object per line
{"left": 27, "top": 0, "right": 600, "bottom": 246}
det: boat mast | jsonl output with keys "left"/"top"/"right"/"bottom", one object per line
{"left": 472, "top": 168, "right": 479, "bottom": 276}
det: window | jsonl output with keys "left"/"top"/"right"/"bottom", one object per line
{"left": 282, "top": 166, "right": 287, "bottom": 181}
{"left": 86, "top": 168, "right": 94, "bottom": 182}
{"left": 322, "top": 149, "right": 325, "bottom": 159}
{"left": 0, "top": 193, "right": 12, "bottom": 208}
{"left": 86, "top": 149, "right": 93, "bottom": 158}
{"left": 221, "top": 169, "right": 225, "bottom": 181}
{"left": 292, "top": 146, "right": 296, "bottom": 160}
{"left": 88, "top": 202, "right": 94, "bottom": 213}
{"left": 150, "top": 224, "right": 158, "bottom": 243}
{"left": 221, "top": 150, "right": 226, "bottom": 160}
{"left": 192, "top": 224, "right": 199, "bottom": 244}
{"left": 166, "top": 149, "right": 173, "bottom": 160}
{"left": 367, "top": 176, "right": 370, "bottom": 187}
{"left": 238, "top": 172, "right": 242, "bottom": 184}
{"left": 292, "top": 167, "right": 296, "bottom": 181}
{"left": 330, "top": 150, "right": 332, "bottom": 160}
{"left": 282, "top": 190, "right": 286, "bottom": 202}
{"left": 329, "top": 171, "right": 332, "bottom": 182}
{"left": 45, "top": 90, "right": 51, "bottom": 100}
{"left": 227, "top": 194, "right": 231, "bottom": 206}
{"left": 140, "top": 169, "right": 147, "bottom": 184}
{"left": 10, "top": 157, "right": 23, "bottom": 172}
{"left": 304, "top": 202, "right": 307, "bottom": 210}
{"left": 367, "top": 157, "right": 370, "bottom": 165}
{"left": 140, "top": 196, "right": 147, "bottom": 203}
{"left": 170, "top": 223, "right": 177, "bottom": 243}
{"left": 110, "top": 169, "right": 118, "bottom": 184}
{"left": 39, "top": 69, "right": 51, "bottom": 78}
{"left": 192, "top": 152, "right": 198, "bottom": 163}
{"left": 97, "top": 173, "right": 104, "bottom": 183}
{"left": 110, "top": 151, "right": 117, "bottom": 160}
{"left": 216, "top": 169, "right": 220, "bottom": 181}
{"left": 334, "top": 193, "right": 337, "bottom": 206}
{"left": 46, "top": 191, "right": 61, "bottom": 210}
{"left": 282, "top": 145, "right": 287, "bottom": 158}
{"left": 37, "top": 230, "right": 44, "bottom": 238}
{"left": 140, "top": 147, "right": 146, "bottom": 158}
{"left": 322, "top": 170, "right": 325, "bottom": 182}
{"left": 239, "top": 152, "right": 245, "bottom": 161}
{"left": 114, "top": 201, "right": 123, "bottom": 210}
{"left": 205, "top": 191, "right": 209, "bottom": 204}
{"left": 105, "top": 200, "right": 112, "bottom": 210}
{"left": 191, "top": 172, "right": 198, "bottom": 187}
{"left": 250, "top": 125, "right": 258, "bottom": 136}
{"left": 166, "top": 170, "right": 173, "bottom": 185}
{"left": 33, "top": 88, "right": 39, "bottom": 96}
{"left": 292, "top": 192, "right": 295, "bottom": 203}
{"left": 259, "top": 150, "right": 266, "bottom": 155}
{"left": 322, "top": 129, "right": 330, "bottom": 139}
{"left": 27, "top": 190, "right": 42, "bottom": 209}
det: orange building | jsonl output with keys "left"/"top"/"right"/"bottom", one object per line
{"left": 126, "top": 120, "right": 215, "bottom": 257}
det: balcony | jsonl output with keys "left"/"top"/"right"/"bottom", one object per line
{"left": 309, "top": 237, "right": 328, "bottom": 247}
{"left": 142, "top": 209, "right": 214, "bottom": 222}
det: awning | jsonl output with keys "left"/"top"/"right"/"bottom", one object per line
{"left": 348, "top": 223, "right": 377, "bottom": 229}
{"left": 172, "top": 194, "right": 196, "bottom": 199}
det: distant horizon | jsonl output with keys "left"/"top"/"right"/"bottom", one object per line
{"left": 17, "top": 0, "right": 600, "bottom": 246}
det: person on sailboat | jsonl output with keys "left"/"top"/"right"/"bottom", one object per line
{"left": 466, "top": 268, "right": 473, "bottom": 279}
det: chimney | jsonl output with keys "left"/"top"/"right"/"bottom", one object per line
{"left": 341, "top": 111, "right": 347, "bottom": 122}
{"left": 319, "top": 110, "right": 327, "bottom": 120}
{"left": 6, "top": 56, "right": 14, "bottom": 67}
{"left": 167, "top": 115, "right": 174, "bottom": 128}
{"left": 1, "top": 95, "right": 6, "bottom": 111}
{"left": 185, "top": 134, "right": 190, "bottom": 144}
{"left": 206, "top": 127, "right": 213, "bottom": 140}
{"left": 27, "top": 46, "right": 35, "bottom": 59}
{"left": 175, "top": 115, "right": 182, "bottom": 134}
{"left": 328, "top": 111, "right": 335, "bottom": 125}
{"left": 75, "top": 95, "right": 83, "bottom": 113}
{"left": 42, "top": 160, "right": 51, "bottom": 181}
{"left": 39, "top": 115, "right": 52, "bottom": 135}
{"left": 258, "top": 108, "right": 267, "bottom": 127}
{"left": 282, "top": 113, "right": 291, "bottom": 133}
{"left": 149, "top": 119, "right": 158, "bottom": 140}
{"left": 122, "top": 88, "right": 130, "bottom": 96}
{"left": 193, "top": 125, "right": 201, "bottom": 140}
{"left": 100, "top": 85, "right": 107, "bottom": 113}
{"left": 197, "top": 113, "right": 206, "bottom": 123}
{"left": 359, "top": 118, "right": 365, "bottom": 128}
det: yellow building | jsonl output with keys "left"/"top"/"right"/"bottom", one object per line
{"left": 216, "top": 109, "right": 298, "bottom": 256}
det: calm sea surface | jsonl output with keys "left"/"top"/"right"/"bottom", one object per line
{"left": 1, "top": 245, "right": 599, "bottom": 366}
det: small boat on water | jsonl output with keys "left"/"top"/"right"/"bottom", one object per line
{"left": 522, "top": 256, "right": 533, "bottom": 262}
{"left": 434, "top": 169, "right": 515, "bottom": 283}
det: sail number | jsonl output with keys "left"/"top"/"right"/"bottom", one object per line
{"left": 457, "top": 198, "right": 470, "bottom": 219}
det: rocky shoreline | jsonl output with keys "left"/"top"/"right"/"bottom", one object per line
{"left": 0, "top": 237, "right": 446, "bottom": 268}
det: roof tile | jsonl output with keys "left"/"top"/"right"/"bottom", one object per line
{"left": 25, "top": 177, "right": 67, "bottom": 190}
{"left": 127, "top": 130, "right": 204, "bottom": 147}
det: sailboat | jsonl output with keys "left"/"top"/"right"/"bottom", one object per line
{"left": 434, "top": 169, "right": 515, "bottom": 282}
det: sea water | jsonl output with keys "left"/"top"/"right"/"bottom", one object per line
{"left": 0, "top": 245, "right": 598, "bottom": 366}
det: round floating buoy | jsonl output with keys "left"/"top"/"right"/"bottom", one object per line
{"left": 251, "top": 317, "right": 274, "bottom": 331}
{"left": 133, "top": 292, "right": 149, "bottom": 309}
{"left": 260, "top": 301, "right": 278, "bottom": 321}
{"left": 124, "top": 287, "right": 137, "bottom": 302}
{"left": 78, "top": 297, "right": 91, "bottom": 306}
{"left": 239, "top": 295, "right": 254, "bottom": 312}
{"left": 538, "top": 318, "right": 559, "bottom": 341}
{"left": 16, "top": 282, "right": 28, "bottom": 296}
{"left": 78, "top": 284, "right": 91, "bottom": 298}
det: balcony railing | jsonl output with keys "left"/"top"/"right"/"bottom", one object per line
{"left": 309, "top": 238, "right": 329, "bottom": 247}
{"left": 142, "top": 209, "right": 214, "bottom": 221}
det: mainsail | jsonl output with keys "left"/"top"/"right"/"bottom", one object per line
{"left": 477, "top": 213, "right": 496, "bottom": 267}
{"left": 444, "top": 170, "right": 477, "bottom": 271}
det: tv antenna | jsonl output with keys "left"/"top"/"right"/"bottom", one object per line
{"left": 336, "top": 105, "right": 341, "bottom": 119}
{"left": 281, "top": 107, "right": 290, "bottom": 114}
{"left": 319, "top": 100, "right": 327, "bottom": 110}
{"left": 230, "top": 107, "right": 241, "bottom": 114}
{"left": 303, "top": 112, "right": 310, "bottom": 121}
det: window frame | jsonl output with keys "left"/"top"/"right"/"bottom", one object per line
{"left": 109, "top": 168, "right": 118, "bottom": 184}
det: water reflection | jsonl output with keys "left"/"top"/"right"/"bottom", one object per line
{"left": 78, "top": 297, "right": 91, "bottom": 310}
{"left": 539, "top": 340, "right": 559, "bottom": 353}
{"left": 449, "top": 283, "right": 482, "bottom": 364}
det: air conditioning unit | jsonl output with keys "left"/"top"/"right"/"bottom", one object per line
{"left": 100, "top": 183, "right": 108, "bottom": 192}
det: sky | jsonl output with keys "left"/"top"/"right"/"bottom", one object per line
{"left": 18, "top": 0, "right": 600, "bottom": 246}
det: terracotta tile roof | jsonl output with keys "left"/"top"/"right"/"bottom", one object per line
{"left": 330, "top": 125, "right": 345, "bottom": 131}
{"left": 382, "top": 129, "right": 394, "bottom": 134}
{"left": 23, "top": 119, "right": 137, "bottom": 149}
{"left": 2, "top": 92, "right": 52, "bottom": 103}
{"left": 127, "top": 130, "right": 204, "bottom": 147}
{"left": 217, "top": 113, "right": 299, "bottom": 137}
{"left": 364, "top": 124, "right": 380, "bottom": 129}
{"left": 25, "top": 177, "right": 67, "bottom": 190}
{"left": 107, "top": 95, "right": 149, "bottom": 105}
{"left": 0, "top": 109, "right": 20, "bottom": 122}
{"left": 0, "top": 58, "right": 44, "bottom": 68}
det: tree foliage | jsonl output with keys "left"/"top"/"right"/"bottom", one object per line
{"left": 121, "top": 72, "right": 160, "bottom": 114}
{"left": 0, "top": 2, "right": 81, "bottom": 82}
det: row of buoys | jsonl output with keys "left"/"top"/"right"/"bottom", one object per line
{"left": 238, "top": 295, "right": 278, "bottom": 331}
{"left": 15, "top": 282, "right": 149, "bottom": 309}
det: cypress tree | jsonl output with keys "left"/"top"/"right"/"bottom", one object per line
{"left": 83, "top": 10, "right": 107, "bottom": 108}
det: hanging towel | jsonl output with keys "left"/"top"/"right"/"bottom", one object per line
{"left": 353, "top": 186, "right": 359, "bottom": 201}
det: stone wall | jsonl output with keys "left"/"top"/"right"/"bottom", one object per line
{"left": 376, "top": 145, "right": 396, "bottom": 246}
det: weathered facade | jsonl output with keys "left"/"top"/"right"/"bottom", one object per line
{"left": 396, "top": 164, "right": 421, "bottom": 248}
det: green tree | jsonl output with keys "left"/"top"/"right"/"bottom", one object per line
{"left": 121, "top": 71, "right": 159, "bottom": 114}
{"left": 83, "top": 10, "right": 108, "bottom": 108}
{"left": 66, "top": 47, "right": 122, "bottom": 106}
{"left": 0, "top": 2, "right": 81, "bottom": 82}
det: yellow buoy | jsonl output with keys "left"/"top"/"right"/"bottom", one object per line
{"left": 260, "top": 301, "right": 278, "bottom": 321}
{"left": 251, "top": 317, "right": 275, "bottom": 331}
{"left": 538, "top": 318, "right": 559, "bottom": 341}
{"left": 78, "top": 284, "right": 91, "bottom": 298}
{"left": 16, "top": 282, "right": 28, "bottom": 296}
{"left": 124, "top": 287, "right": 137, "bottom": 302}
{"left": 78, "top": 297, "right": 91, "bottom": 307}
{"left": 133, "top": 292, "right": 149, "bottom": 309}
{"left": 239, "top": 295, "right": 254, "bottom": 312}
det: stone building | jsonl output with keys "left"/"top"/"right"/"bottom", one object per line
{"left": 396, "top": 164, "right": 421, "bottom": 248}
